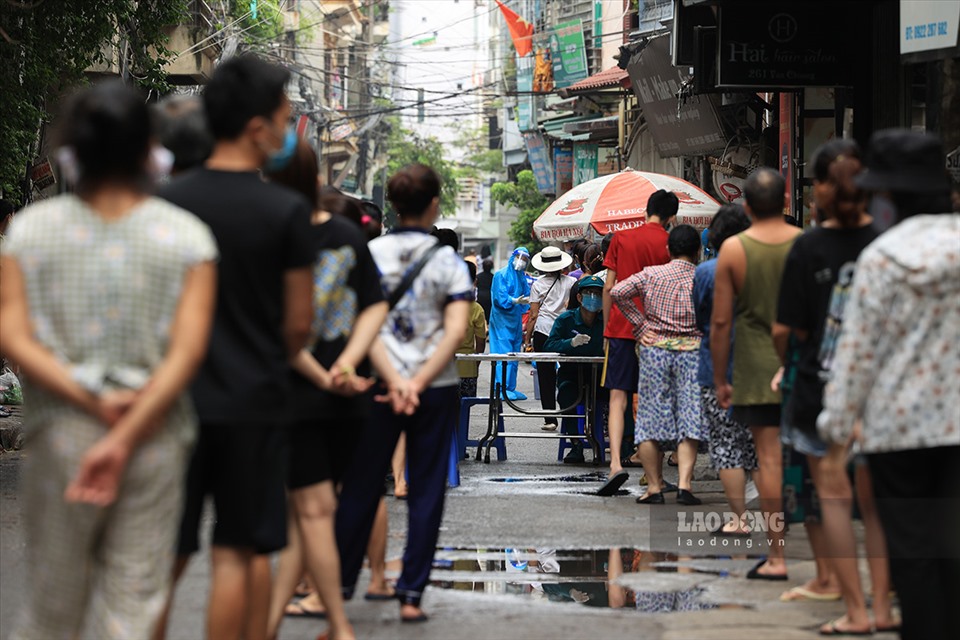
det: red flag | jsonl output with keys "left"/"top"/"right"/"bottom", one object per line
{"left": 495, "top": 0, "right": 534, "bottom": 58}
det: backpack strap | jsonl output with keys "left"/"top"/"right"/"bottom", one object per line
{"left": 387, "top": 243, "right": 443, "bottom": 310}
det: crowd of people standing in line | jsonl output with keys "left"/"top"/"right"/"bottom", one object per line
{"left": 0, "top": 55, "right": 475, "bottom": 640}
{"left": 0, "top": 50, "right": 957, "bottom": 640}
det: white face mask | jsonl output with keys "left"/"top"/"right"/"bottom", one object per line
{"left": 513, "top": 257, "right": 528, "bottom": 271}
{"left": 56, "top": 146, "right": 80, "bottom": 186}
{"left": 148, "top": 146, "right": 175, "bottom": 184}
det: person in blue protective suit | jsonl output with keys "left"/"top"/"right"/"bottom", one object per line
{"left": 489, "top": 247, "right": 531, "bottom": 400}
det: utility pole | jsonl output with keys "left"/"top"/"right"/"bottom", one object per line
{"left": 355, "top": 0, "right": 374, "bottom": 196}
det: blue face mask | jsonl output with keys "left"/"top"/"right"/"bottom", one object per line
{"left": 264, "top": 125, "right": 297, "bottom": 172}
{"left": 581, "top": 292, "right": 602, "bottom": 312}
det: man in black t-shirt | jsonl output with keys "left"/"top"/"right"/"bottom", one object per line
{"left": 156, "top": 55, "right": 315, "bottom": 640}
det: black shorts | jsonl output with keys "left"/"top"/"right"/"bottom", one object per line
{"left": 287, "top": 416, "right": 363, "bottom": 490}
{"left": 731, "top": 403, "right": 782, "bottom": 427}
{"left": 177, "top": 422, "right": 288, "bottom": 556}
{"left": 602, "top": 337, "right": 639, "bottom": 391}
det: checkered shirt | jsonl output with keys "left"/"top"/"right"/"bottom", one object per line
{"left": 2, "top": 194, "right": 217, "bottom": 440}
{"left": 610, "top": 259, "right": 701, "bottom": 345}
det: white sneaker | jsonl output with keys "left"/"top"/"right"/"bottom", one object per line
{"left": 540, "top": 423, "right": 558, "bottom": 431}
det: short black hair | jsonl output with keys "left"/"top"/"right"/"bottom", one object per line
{"left": 57, "top": 80, "right": 151, "bottom": 189}
{"left": 432, "top": 227, "right": 458, "bottom": 250}
{"left": 707, "top": 204, "right": 750, "bottom": 252}
{"left": 600, "top": 232, "right": 614, "bottom": 254}
{"left": 388, "top": 164, "right": 440, "bottom": 219}
{"left": 155, "top": 95, "right": 213, "bottom": 172}
{"left": 647, "top": 189, "right": 680, "bottom": 220}
{"left": 465, "top": 259, "right": 477, "bottom": 282}
{"left": 667, "top": 224, "right": 701, "bottom": 259}
{"left": 482, "top": 257, "right": 494, "bottom": 272}
{"left": 812, "top": 139, "right": 862, "bottom": 182}
{"left": 744, "top": 168, "right": 785, "bottom": 219}
{"left": 204, "top": 55, "right": 290, "bottom": 140}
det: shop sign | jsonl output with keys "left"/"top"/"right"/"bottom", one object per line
{"left": 517, "top": 54, "right": 536, "bottom": 132}
{"left": 717, "top": 2, "right": 857, "bottom": 88}
{"left": 947, "top": 146, "right": 960, "bottom": 184}
{"left": 524, "top": 132, "right": 555, "bottom": 194}
{"left": 554, "top": 148, "right": 573, "bottom": 195}
{"left": 900, "top": 0, "right": 960, "bottom": 55}
{"left": 550, "top": 19, "right": 589, "bottom": 89}
{"left": 329, "top": 121, "right": 355, "bottom": 141}
{"left": 30, "top": 158, "right": 56, "bottom": 190}
{"left": 574, "top": 144, "right": 598, "bottom": 185}
{"left": 626, "top": 35, "right": 725, "bottom": 158}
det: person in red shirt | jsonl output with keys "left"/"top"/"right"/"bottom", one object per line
{"left": 601, "top": 190, "right": 677, "bottom": 486}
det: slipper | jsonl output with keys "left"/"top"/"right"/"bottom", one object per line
{"left": 874, "top": 621, "right": 901, "bottom": 634}
{"left": 779, "top": 586, "right": 842, "bottom": 602}
{"left": 667, "top": 455, "right": 679, "bottom": 467}
{"left": 364, "top": 591, "right": 397, "bottom": 601}
{"left": 620, "top": 457, "right": 643, "bottom": 468}
{"left": 401, "top": 613, "right": 429, "bottom": 623}
{"left": 746, "top": 560, "right": 788, "bottom": 581}
{"left": 0, "top": 408, "right": 11, "bottom": 418}
{"left": 710, "top": 524, "right": 751, "bottom": 538}
{"left": 596, "top": 470, "right": 629, "bottom": 496}
{"left": 284, "top": 601, "right": 326, "bottom": 619}
{"left": 819, "top": 618, "right": 873, "bottom": 636}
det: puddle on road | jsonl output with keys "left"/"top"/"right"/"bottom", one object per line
{"left": 488, "top": 472, "right": 630, "bottom": 496}
{"left": 489, "top": 471, "right": 609, "bottom": 483}
{"left": 427, "top": 547, "right": 755, "bottom": 613}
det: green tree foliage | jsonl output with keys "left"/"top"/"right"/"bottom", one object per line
{"left": 491, "top": 170, "right": 550, "bottom": 255}
{"left": 0, "top": 0, "right": 187, "bottom": 205}
{"left": 375, "top": 116, "right": 459, "bottom": 228}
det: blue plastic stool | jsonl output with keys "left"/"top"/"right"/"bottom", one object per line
{"left": 458, "top": 396, "right": 506, "bottom": 461}
{"left": 557, "top": 404, "right": 607, "bottom": 463}
{"left": 448, "top": 428, "right": 461, "bottom": 488}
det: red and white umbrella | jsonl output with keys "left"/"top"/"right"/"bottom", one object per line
{"left": 533, "top": 170, "right": 721, "bottom": 242}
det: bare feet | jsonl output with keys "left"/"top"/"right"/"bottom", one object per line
{"left": 394, "top": 481, "right": 408, "bottom": 500}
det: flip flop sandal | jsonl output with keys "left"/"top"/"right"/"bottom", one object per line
{"left": 401, "top": 613, "right": 429, "bottom": 623}
{"left": 364, "top": 591, "right": 397, "bottom": 601}
{"left": 596, "top": 470, "right": 629, "bottom": 496}
{"left": 746, "top": 560, "right": 788, "bottom": 581}
{"left": 779, "top": 585, "right": 842, "bottom": 602}
{"left": 284, "top": 601, "right": 327, "bottom": 619}
{"left": 709, "top": 524, "right": 751, "bottom": 538}
{"left": 819, "top": 619, "right": 873, "bottom": 636}
{"left": 620, "top": 457, "right": 643, "bottom": 468}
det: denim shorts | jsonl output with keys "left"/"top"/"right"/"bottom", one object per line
{"left": 780, "top": 419, "right": 828, "bottom": 458}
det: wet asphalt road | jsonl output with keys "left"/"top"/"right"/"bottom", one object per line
{"left": 1, "top": 363, "right": 855, "bottom": 639}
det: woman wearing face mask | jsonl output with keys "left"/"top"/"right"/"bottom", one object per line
{"left": 1, "top": 81, "right": 218, "bottom": 639}
{"left": 335, "top": 164, "right": 472, "bottom": 624}
{"left": 773, "top": 139, "right": 892, "bottom": 635}
{"left": 543, "top": 276, "right": 607, "bottom": 464}
{"left": 524, "top": 247, "right": 576, "bottom": 432}
{"left": 488, "top": 247, "right": 531, "bottom": 400}
{"left": 567, "top": 242, "right": 605, "bottom": 310}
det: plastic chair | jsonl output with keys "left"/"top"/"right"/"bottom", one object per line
{"left": 557, "top": 404, "right": 607, "bottom": 463}
{"left": 458, "top": 396, "right": 506, "bottom": 461}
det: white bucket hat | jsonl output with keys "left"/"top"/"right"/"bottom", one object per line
{"left": 531, "top": 246, "right": 573, "bottom": 273}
